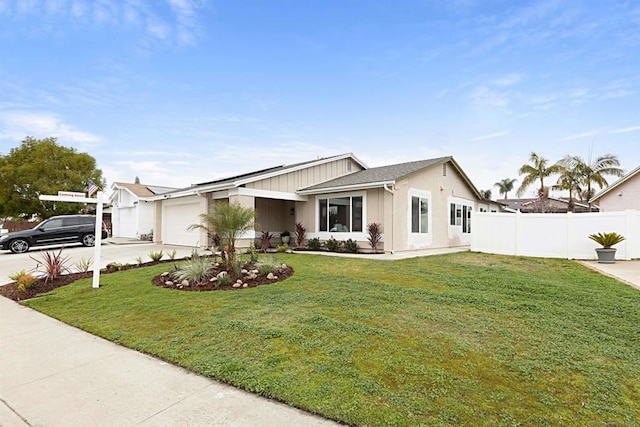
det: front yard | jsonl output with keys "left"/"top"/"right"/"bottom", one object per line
{"left": 22, "top": 252, "right": 640, "bottom": 426}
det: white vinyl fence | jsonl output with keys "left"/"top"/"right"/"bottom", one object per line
{"left": 471, "top": 210, "right": 640, "bottom": 260}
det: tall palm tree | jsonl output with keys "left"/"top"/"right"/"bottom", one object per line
{"left": 516, "top": 152, "right": 562, "bottom": 197}
{"left": 561, "top": 153, "right": 623, "bottom": 207}
{"left": 494, "top": 178, "right": 517, "bottom": 199}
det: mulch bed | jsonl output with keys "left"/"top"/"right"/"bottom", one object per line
{"left": 0, "top": 258, "right": 294, "bottom": 301}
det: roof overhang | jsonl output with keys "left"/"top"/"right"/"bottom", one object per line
{"left": 297, "top": 181, "right": 395, "bottom": 195}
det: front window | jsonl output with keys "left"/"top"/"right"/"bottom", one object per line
{"left": 318, "top": 195, "right": 363, "bottom": 232}
{"left": 450, "top": 202, "right": 472, "bottom": 233}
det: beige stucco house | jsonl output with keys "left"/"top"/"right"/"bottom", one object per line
{"left": 147, "top": 153, "right": 487, "bottom": 253}
{"left": 589, "top": 166, "right": 640, "bottom": 211}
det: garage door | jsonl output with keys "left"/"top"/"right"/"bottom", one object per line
{"left": 163, "top": 202, "right": 202, "bottom": 246}
{"left": 116, "top": 206, "right": 137, "bottom": 238}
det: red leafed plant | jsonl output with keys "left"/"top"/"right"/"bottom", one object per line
{"left": 295, "top": 222, "right": 306, "bottom": 248}
{"left": 30, "top": 247, "right": 71, "bottom": 284}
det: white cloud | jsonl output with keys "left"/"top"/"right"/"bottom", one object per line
{"left": 492, "top": 73, "right": 526, "bottom": 87}
{"left": 469, "top": 131, "right": 510, "bottom": 142}
{"left": 559, "top": 130, "right": 598, "bottom": 141}
{"left": 610, "top": 126, "right": 640, "bottom": 134}
{"left": 0, "top": 111, "right": 101, "bottom": 144}
{"left": 471, "top": 86, "right": 510, "bottom": 107}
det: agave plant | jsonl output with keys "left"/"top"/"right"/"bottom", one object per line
{"left": 588, "top": 232, "right": 625, "bottom": 249}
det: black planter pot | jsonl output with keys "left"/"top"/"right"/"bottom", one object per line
{"left": 595, "top": 248, "right": 617, "bottom": 264}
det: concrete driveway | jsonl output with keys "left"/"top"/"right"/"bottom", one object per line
{"left": 0, "top": 240, "right": 196, "bottom": 285}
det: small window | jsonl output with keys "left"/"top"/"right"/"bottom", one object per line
{"left": 411, "top": 196, "right": 429, "bottom": 233}
{"left": 443, "top": 163, "right": 447, "bottom": 176}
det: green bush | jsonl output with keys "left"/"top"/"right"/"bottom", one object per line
{"left": 257, "top": 256, "right": 280, "bottom": 275}
{"left": 74, "top": 257, "right": 93, "bottom": 273}
{"left": 588, "top": 232, "right": 625, "bottom": 248}
{"left": 325, "top": 237, "right": 342, "bottom": 252}
{"left": 276, "top": 245, "right": 288, "bottom": 253}
{"left": 306, "top": 237, "right": 321, "bottom": 250}
{"left": 171, "top": 257, "right": 213, "bottom": 285}
{"left": 343, "top": 239, "right": 359, "bottom": 253}
{"left": 217, "top": 274, "right": 232, "bottom": 287}
{"left": 149, "top": 250, "right": 164, "bottom": 262}
{"left": 10, "top": 270, "right": 37, "bottom": 292}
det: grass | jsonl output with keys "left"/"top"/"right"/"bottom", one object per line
{"left": 23, "top": 252, "right": 640, "bottom": 426}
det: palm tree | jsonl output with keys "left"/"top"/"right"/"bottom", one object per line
{"left": 561, "top": 154, "right": 623, "bottom": 207}
{"left": 480, "top": 189, "right": 492, "bottom": 200}
{"left": 494, "top": 178, "right": 517, "bottom": 199}
{"left": 553, "top": 166, "right": 582, "bottom": 212}
{"left": 188, "top": 201, "right": 257, "bottom": 268}
{"left": 516, "top": 152, "right": 562, "bottom": 197}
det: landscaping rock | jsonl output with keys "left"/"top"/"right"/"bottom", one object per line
{"left": 242, "top": 283, "right": 248, "bottom": 288}
{"left": 210, "top": 277, "right": 217, "bottom": 282}
{"left": 267, "top": 273, "right": 275, "bottom": 280}
{"left": 232, "top": 283, "right": 241, "bottom": 288}
{"left": 165, "top": 281, "right": 173, "bottom": 286}
{"left": 181, "top": 280, "right": 190, "bottom": 287}
{"left": 161, "top": 272, "right": 170, "bottom": 277}
{"left": 217, "top": 271, "right": 227, "bottom": 278}
{"left": 241, "top": 268, "right": 248, "bottom": 274}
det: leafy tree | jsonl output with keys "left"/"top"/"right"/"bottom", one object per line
{"left": 493, "top": 178, "right": 517, "bottom": 199}
{"left": 560, "top": 154, "right": 623, "bottom": 206}
{"left": 0, "top": 137, "right": 104, "bottom": 219}
{"left": 134, "top": 176, "right": 141, "bottom": 184}
{"left": 516, "top": 152, "right": 561, "bottom": 197}
{"left": 188, "top": 201, "right": 257, "bottom": 268}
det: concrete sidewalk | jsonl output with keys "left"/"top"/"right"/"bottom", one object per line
{"left": 578, "top": 259, "right": 640, "bottom": 290}
{"left": 0, "top": 296, "right": 338, "bottom": 427}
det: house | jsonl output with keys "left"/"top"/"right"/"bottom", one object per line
{"left": 498, "top": 197, "right": 597, "bottom": 213}
{"left": 109, "top": 182, "right": 176, "bottom": 239}
{"left": 590, "top": 166, "right": 640, "bottom": 211}
{"left": 147, "top": 154, "right": 486, "bottom": 253}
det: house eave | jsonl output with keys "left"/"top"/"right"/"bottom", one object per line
{"left": 589, "top": 165, "right": 640, "bottom": 203}
{"left": 297, "top": 181, "right": 395, "bottom": 195}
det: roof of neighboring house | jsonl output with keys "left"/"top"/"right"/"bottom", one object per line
{"left": 497, "top": 197, "right": 595, "bottom": 211}
{"left": 148, "top": 153, "right": 368, "bottom": 200}
{"left": 111, "top": 182, "right": 177, "bottom": 198}
{"left": 589, "top": 165, "right": 640, "bottom": 203}
{"left": 298, "top": 156, "right": 482, "bottom": 198}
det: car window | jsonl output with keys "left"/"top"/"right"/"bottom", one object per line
{"left": 43, "top": 218, "right": 64, "bottom": 229}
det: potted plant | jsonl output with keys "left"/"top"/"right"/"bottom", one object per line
{"left": 280, "top": 230, "right": 290, "bottom": 245}
{"left": 588, "top": 232, "right": 625, "bottom": 264}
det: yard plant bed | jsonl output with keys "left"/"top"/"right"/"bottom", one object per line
{"left": 18, "top": 252, "right": 640, "bottom": 426}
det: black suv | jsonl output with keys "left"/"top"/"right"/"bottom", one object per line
{"left": 0, "top": 215, "right": 109, "bottom": 254}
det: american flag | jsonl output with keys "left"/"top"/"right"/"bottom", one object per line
{"left": 87, "top": 180, "right": 99, "bottom": 197}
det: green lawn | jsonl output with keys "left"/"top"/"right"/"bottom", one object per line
{"left": 23, "top": 252, "right": 640, "bottom": 426}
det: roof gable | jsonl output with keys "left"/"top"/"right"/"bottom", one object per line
{"left": 298, "top": 156, "right": 482, "bottom": 199}
{"left": 590, "top": 165, "right": 640, "bottom": 202}
{"left": 111, "top": 182, "right": 177, "bottom": 198}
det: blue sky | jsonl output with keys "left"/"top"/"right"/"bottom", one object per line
{"left": 1, "top": 0, "right": 639, "bottom": 198}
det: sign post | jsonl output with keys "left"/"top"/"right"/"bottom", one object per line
{"left": 39, "top": 191, "right": 107, "bottom": 288}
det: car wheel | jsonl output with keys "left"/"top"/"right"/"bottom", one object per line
{"left": 81, "top": 233, "right": 96, "bottom": 247}
{"left": 9, "top": 239, "right": 30, "bottom": 254}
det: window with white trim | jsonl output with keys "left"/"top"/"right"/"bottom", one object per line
{"left": 450, "top": 203, "right": 472, "bottom": 233}
{"left": 318, "top": 195, "right": 363, "bottom": 232}
{"left": 411, "top": 196, "right": 429, "bottom": 233}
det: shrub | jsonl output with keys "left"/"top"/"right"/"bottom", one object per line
{"left": 295, "top": 222, "right": 306, "bottom": 248}
{"left": 306, "top": 237, "right": 321, "bottom": 250}
{"left": 276, "top": 245, "right": 288, "bottom": 253}
{"left": 247, "top": 243, "right": 259, "bottom": 263}
{"left": 325, "top": 237, "right": 342, "bottom": 252}
{"left": 17, "top": 273, "right": 36, "bottom": 292}
{"left": 367, "top": 222, "right": 382, "bottom": 253}
{"left": 168, "top": 249, "right": 178, "bottom": 260}
{"left": 74, "top": 257, "right": 93, "bottom": 273}
{"left": 135, "top": 256, "right": 144, "bottom": 266}
{"left": 171, "top": 257, "right": 213, "bottom": 285}
{"left": 217, "top": 274, "right": 232, "bottom": 287}
{"left": 149, "top": 250, "right": 164, "bottom": 262}
{"left": 31, "top": 248, "right": 70, "bottom": 284}
{"left": 343, "top": 239, "right": 359, "bottom": 253}
{"left": 257, "top": 256, "right": 280, "bottom": 275}
{"left": 588, "top": 232, "right": 625, "bottom": 249}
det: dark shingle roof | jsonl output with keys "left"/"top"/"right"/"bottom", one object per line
{"left": 301, "top": 156, "right": 451, "bottom": 191}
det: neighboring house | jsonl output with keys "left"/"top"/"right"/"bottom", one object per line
{"left": 590, "top": 166, "right": 640, "bottom": 211}
{"left": 109, "top": 182, "right": 177, "bottom": 239}
{"left": 147, "top": 153, "right": 487, "bottom": 253}
{"left": 498, "top": 197, "right": 597, "bottom": 213}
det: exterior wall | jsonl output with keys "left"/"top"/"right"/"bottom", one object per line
{"left": 255, "top": 198, "right": 296, "bottom": 235}
{"left": 159, "top": 195, "right": 208, "bottom": 247}
{"left": 391, "top": 161, "right": 479, "bottom": 251}
{"left": 110, "top": 187, "right": 155, "bottom": 238}
{"left": 247, "top": 158, "right": 363, "bottom": 193}
{"left": 597, "top": 173, "right": 640, "bottom": 211}
{"left": 472, "top": 210, "right": 640, "bottom": 260}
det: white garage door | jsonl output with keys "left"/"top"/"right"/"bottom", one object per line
{"left": 117, "top": 206, "right": 137, "bottom": 238}
{"left": 163, "top": 202, "right": 202, "bottom": 247}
